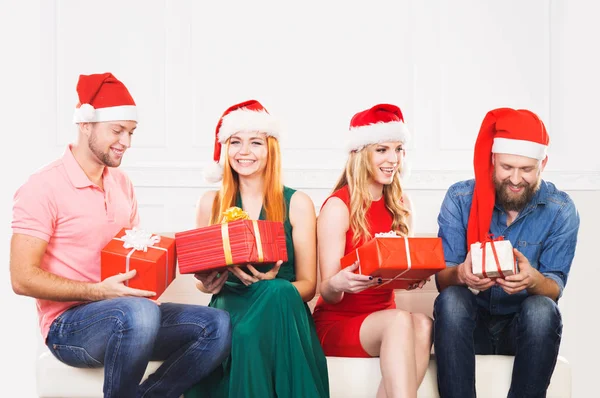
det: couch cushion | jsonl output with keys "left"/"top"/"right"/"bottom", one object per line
{"left": 38, "top": 272, "right": 571, "bottom": 397}
{"left": 327, "top": 355, "right": 571, "bottom": 398}
{"left": 37, "top": 350, "right": 571, "bottom": 398}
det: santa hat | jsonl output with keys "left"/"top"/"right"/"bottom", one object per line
{"left": 346, "top": 104, "right": 411, "bottom": 151}
{"left": 204, "top": 99, "right": 281, "bottom": 183}
{"left": 72, "top": 73, "right": 137, "bottom": 123}
{"left": 467, "top": 108, "right": 549, "bottom": 247}
{"left": 346, "top": 103, "right": 412, "bottom": 180}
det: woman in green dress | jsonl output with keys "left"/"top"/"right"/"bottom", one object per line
{"left": 185, "top": 100, "right": 329, "bottom": 398}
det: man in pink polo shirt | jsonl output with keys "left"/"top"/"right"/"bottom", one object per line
{"left": 10, "top": 73, "right": 231, "bottom": 398}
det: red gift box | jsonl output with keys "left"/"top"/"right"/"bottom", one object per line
{"left": 176, "top": 219, "right": 288, "bottom": 274}
{"left": 101, "top": 228, "right": 177, "bottom": 300}
{"left": 341, "top": 235, "right": 446, "bottom": 290}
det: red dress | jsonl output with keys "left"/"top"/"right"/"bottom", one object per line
{"left": 312, "top": 186, "right": 396, "bottom": 357}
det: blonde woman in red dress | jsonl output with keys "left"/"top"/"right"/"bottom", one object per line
{"left": 312, "top": 104, "right": 432, "bottom": 398}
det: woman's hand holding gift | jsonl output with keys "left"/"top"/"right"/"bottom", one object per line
{"left": 195, "top": 270, "right": 229, "bottom": 294}
{"left": 330, "top": 261, "right": 379, "bottom": 293}
{"left": 229, "top": 260, "right": 284, "bottom": 286}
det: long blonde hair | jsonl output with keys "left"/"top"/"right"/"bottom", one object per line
{"left": 210, "top": 136, "right": 285, "bottom": 224}
{"left": 332, "top": 145, "right": 410, "bottom": 245}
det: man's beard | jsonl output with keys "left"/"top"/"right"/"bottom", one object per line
{"left": 493, "top": 171, "right": 540, "bottom": 212}
{"left": 88, "top": 131, "right": 120, "bottom": 167}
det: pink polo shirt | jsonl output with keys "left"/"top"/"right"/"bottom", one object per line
{"left": 11, "top": 145, "right": 139, "bottom": 340}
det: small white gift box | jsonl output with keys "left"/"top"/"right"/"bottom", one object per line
{"left": 470, "top": 239, "right": 518, "bottom": 278}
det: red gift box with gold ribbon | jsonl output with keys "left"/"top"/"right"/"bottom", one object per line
{"left": 101, "top": 228, "right": 177, "bottom": 300}
{"left": 175, "top": 207, "right": 288, "bottom": 274}
{"left": 340, "top": 233, "right": 446, "bottom": 290}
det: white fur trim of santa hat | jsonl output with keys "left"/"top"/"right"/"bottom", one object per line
{"left": 73, "top": 104, "right": 138, "bottom": 123}
{"left": 492, "top": 137, "right": 547, "bottom": 160}
{"left": 217, "top": 108, "right": 281, "bottom": 143}
{"left": 346, "top": 121, "right": 411, "bottom": 152}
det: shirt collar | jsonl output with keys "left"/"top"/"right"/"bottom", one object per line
{"left": 62, "top": 145, "right": 110, "bottom": 189}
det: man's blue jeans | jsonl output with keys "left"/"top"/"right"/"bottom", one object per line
{"left": 433, "top": 286, "right": 562, "bottom": 398}
{"left": 46, "top": 298, "right": 232, "bottom": 398}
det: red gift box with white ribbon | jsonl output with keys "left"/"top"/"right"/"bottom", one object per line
{"left": 101, "top": 228, "right": 177, "bottom": 300}
{"left": 340, "top": 232, "right": 446, "bottom": 290}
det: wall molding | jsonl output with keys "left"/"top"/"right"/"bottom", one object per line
{"left": 123, "top": 164, "right": 600, "bottom": 191}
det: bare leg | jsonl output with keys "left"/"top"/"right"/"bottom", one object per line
{"left": 376, "top": 381, "right": 388, "bottom": 398}
{"left": 411, "top": 313, "right": 433, "bottom": 386}
{"left": 360, "top": 309, "right": 418, "bottom": 398}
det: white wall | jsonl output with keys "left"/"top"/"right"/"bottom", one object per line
{"left": 1, "top": 0, "right": 598, "bottom": 396}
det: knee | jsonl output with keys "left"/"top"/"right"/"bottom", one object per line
{"left": 113, "top": 298, "right": 161, "bottom": 341}
{"left": 520, "top": 295, "right": 562, "bottom": 336}
{"left": 205, "top": 308, "right": 232, "bottom": 343}
{"left": 411, "top": 313, "right": 433, "bottom": 338}
{"left": 434, "top": 286, "right": 475, "bottom": 318}
{"left": 385, "top": 310, "right": 414, "bottom": 335}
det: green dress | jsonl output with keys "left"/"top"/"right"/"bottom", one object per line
{"left": 185, "top": 186, "right": 330, "bottom": 398}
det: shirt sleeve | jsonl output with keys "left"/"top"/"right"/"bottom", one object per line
{"left": 435, "top": 188, "right": 468, "bottom": 290}
{"left": 11, "top": 177, "right": 57, "bottom": 242}
{"left": 538, "top": 199, "right": 580, "bottom": 299}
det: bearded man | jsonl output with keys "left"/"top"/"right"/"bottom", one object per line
{"left": 432, "top": 108, "right": 579, "bottom": 398}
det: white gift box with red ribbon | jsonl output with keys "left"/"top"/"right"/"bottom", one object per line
{"left": 470, "top": 239, "right": 518, "bottom": 278}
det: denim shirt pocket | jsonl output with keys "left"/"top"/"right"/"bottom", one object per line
{"left": 516, "top": 240, "right": 542, "bottom": 269}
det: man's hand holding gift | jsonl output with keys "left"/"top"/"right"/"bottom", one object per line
{"left": 459, "top": 251, "right": 496, "bottom": 292}
{"left": 495, "top": 249, "right": 544, "bottom": 295}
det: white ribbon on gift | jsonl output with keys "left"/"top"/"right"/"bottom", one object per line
{"left": 112, "top": 228, "right": 169, "bottom": 289}
{"left": 354, "top": 232, "right": 413, "bottom": 289}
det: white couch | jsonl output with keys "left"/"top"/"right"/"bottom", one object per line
{"left": 36, "top": 267, "right": 572, "bottom": 397}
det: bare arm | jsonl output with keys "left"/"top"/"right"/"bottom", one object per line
{"left": 288, "top": 191, "right": 318, "bottom": 302}
{"left": 10, "top": 234, "right": 155, "bottom": 301}
{"left": 317, "top": 197, "right": 376, "bottom": 303}
{"left": 317, "top": 198, "right": 348, "bottom": 304}
{"left": 196, "top": 190, "right": 218, "bottom": 229}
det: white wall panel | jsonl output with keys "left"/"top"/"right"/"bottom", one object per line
{"left": 55, "top": 0, "right": 167, "bottom": 150}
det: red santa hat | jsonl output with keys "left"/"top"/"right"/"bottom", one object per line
{"left": 346, "top": 104, "right": 412, "bottom": 180}
{"left": 72, "top": 72, "right": 137, "bottom": 123}
{"left": 204, "top": 99, "right": 281, "bottom": 183}
{"left": 346, "top": 104, "right": 411, "bottom": 151}
{"left": 467, "top": 107, "right": 550, "bottom": 247}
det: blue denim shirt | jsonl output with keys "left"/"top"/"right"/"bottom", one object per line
{"left": 436, "top": 179, "right": 579, "bottom": 315}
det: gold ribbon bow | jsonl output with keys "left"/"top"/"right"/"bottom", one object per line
{"left": 220, "top": 207, "right": 264, "bottom": 265}
{"left": 222, "top": 207, "right": 250, "bottom": 222}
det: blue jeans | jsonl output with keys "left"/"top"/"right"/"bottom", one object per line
{"left": 46, "top": 298, "right": 232, "bottom": 398}
{"left": 433, "top": 286, "right": 562, "bottom": 398}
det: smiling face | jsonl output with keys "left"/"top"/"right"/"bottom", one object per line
{"left": 492, "top": 153, "right": 546, "bottom": 211}
{"left": 85, "top": 121, "right": 136, "bottom": 167}
{"left": 367, "top": 141, "right": 405, "bottom": 185}
{"left": 226, "top": 131, "right": 269, "bottom": 177}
